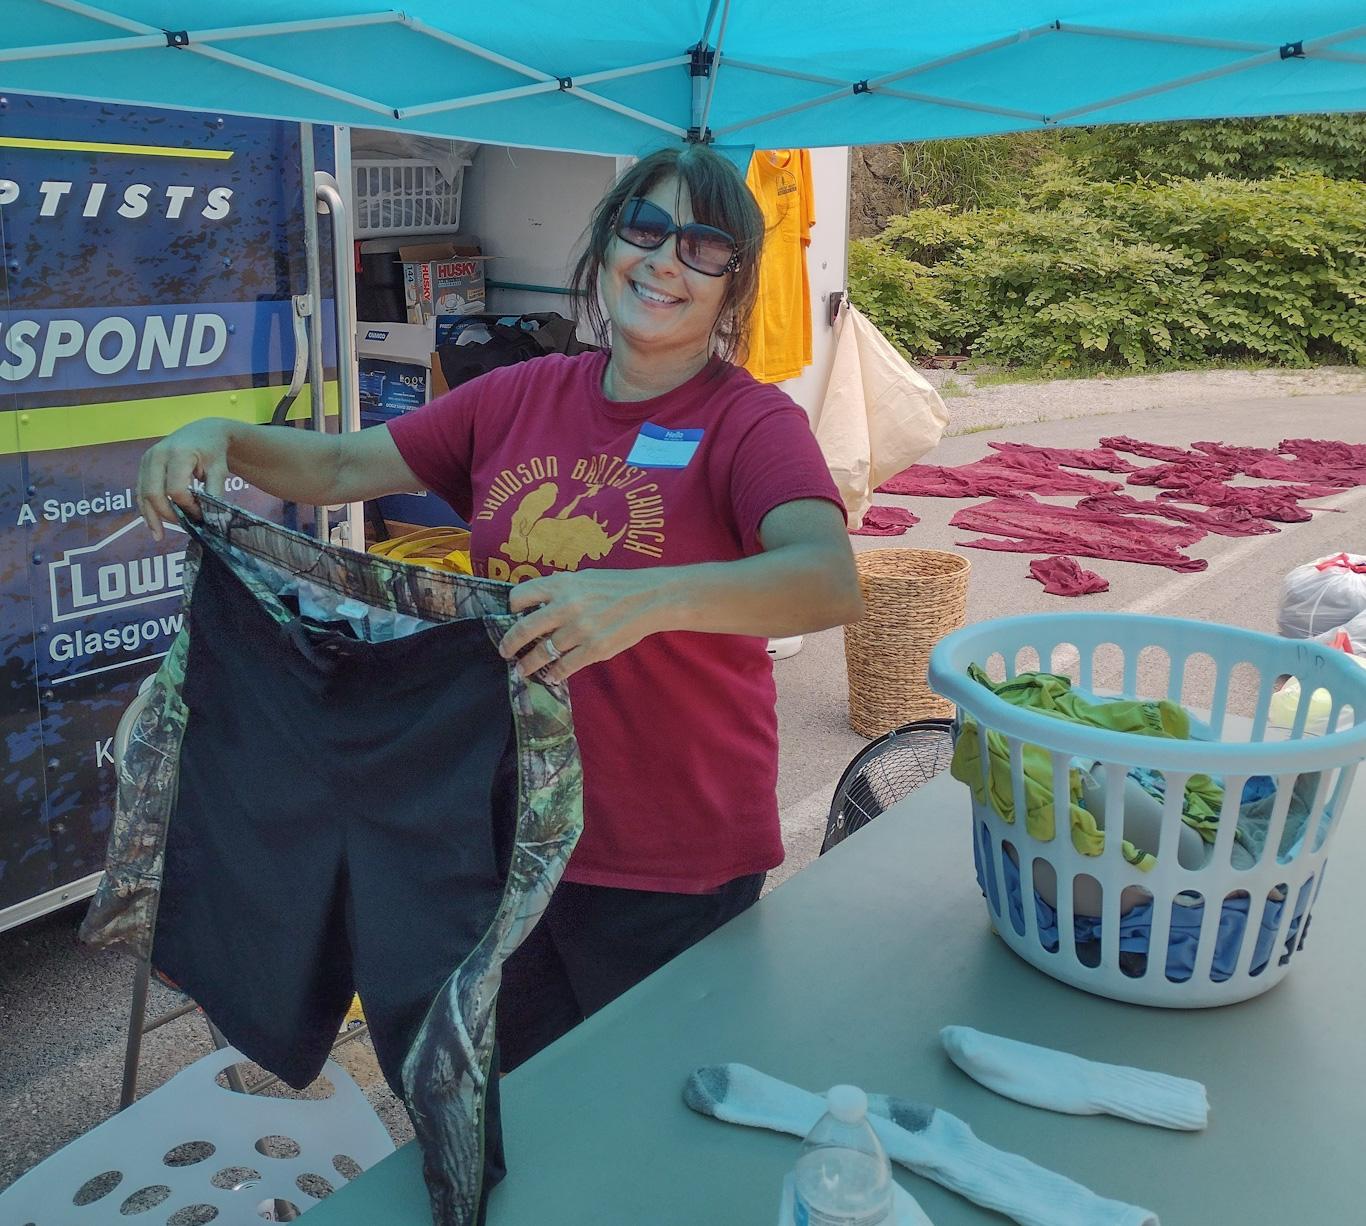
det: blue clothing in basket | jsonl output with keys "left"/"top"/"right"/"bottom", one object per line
{"left": 976, "top": 827, "right": 1316, "bottom": 982}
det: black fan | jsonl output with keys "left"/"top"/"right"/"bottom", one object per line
{"left": 821, "top": 718, "right": 956, "bottom": 853}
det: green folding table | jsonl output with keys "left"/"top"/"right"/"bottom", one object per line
{"left": 309, "top": 767, "right": 1366, "bottom": 1224}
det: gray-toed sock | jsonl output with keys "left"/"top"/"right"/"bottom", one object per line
{"left": 683, "top": 1063, "right": 1159, "bottom": 1226}
{"left": 941, "top": 1026, "right": 1208, "bottom": 1131}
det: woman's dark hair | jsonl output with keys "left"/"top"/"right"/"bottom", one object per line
{"left": 570, "top": 144, "right": 764, "bottom": 364}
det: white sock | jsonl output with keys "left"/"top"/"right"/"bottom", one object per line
{"left": 683, "top": 1064, "right": 1159, "bottom": 1226}
{"left": 941, "top": 1026, "right": 1207, "bottom": 1131}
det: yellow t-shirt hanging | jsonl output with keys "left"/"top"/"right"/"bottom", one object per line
{"left": 744, "top": 149, "right": 815, "bottom": 384}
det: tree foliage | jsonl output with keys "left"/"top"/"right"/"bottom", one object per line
{"left": 851, "top": 115, "right": 1366, "bottom": 370}
{"left": 1063, "top": 115, "right": 1366, "bottom": 183}
{"left": 851, "top": 169, "right": 1366, "bottom": 370}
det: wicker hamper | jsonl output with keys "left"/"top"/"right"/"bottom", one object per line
{"left": 844, "top": 548, "right": 971, "bottom": 737}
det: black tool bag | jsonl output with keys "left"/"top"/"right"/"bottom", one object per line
{"left": 435, "top": 312, "right": 597, "bottom": 390}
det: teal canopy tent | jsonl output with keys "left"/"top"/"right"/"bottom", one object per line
{"left": 2, "top": 1, "right": 1363, "bottom": 155}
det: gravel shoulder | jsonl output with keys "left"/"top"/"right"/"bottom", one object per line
{"left": 924, "top": 364, "right": 1366, "bottom": 434}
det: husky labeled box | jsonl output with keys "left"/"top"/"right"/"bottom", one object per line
{"left": 399, "top": 241, "right": 488, "bottom": 323}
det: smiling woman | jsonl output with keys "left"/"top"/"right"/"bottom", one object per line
{"left": 134, "top": 142, "right": 862, "bottom": 1076}
{"left": 571, "top": 146, "right": 765, "bottom": 372}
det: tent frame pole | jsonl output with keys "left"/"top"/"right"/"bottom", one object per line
{"left": 714, "top": 19, "right": 1366, "bottom": 140}
{"left": 699, "top": 0, "right": 724, "bottom": 49}
{"left": 24, "top": 1, "right": 1366, "bottom": 151}
{"left": 723, "top": 60, "right": 845, "bottom": 87}
{"left": 178, "top": 14, "right": 400, "bottom": 42}
{"left": 876, "top": 88, "right": 1046, "bottom": 122}
{"left": 0, "top": 33, "right": 164, "bottom": 63}
{"left": 32, "top": 0, "right": 396, "bottom": 115}
{"left": 1052, "top": 23, "right": 1366, "bottom": 122}
{"left": 1058, "top": 25, "right": 1269, "bottom": 52}
{"left": 25, "top": 0, "right": 399, "bottom": 59}
{"left": 694, "top": 0, "right": 732, "bottom": 141}
{"left": 190, "top": 44, "right": 396, "bottom": 115}
{"left": 402, "top": 17, "right": 687, "bottom": 135}
{"left": 399, "top": 58, "right": 688, "bottom": 121}
{"left": 713, "top": 22, "right": 1058, "bottom": 137}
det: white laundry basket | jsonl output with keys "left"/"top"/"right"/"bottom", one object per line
{"left": 352, "top": 157, "right": 467, "bottom": 237}
{"left": 928, "top": 614, "right": 1366, "bottom": 1007}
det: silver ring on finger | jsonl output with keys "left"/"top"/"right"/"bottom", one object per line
{"left": 543, "top": 636, "right": 562, "bottom": 664}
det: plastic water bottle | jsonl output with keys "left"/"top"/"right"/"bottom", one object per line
{"left": 792, "top": 1085, "right": 893, "bottom": 1226}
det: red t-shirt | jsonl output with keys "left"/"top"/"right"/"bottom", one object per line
{"left": 387, "top": 350, "right": 843, "bottom": 892}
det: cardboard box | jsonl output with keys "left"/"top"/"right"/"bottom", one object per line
{"left": 356, "top": 321, "right": 435, "bottom": 419}
{"left": 398, "top": 241, "right": 488, "bottom": 324}
{"left": 355, "top": 319, "right": 465, "bottom": 527}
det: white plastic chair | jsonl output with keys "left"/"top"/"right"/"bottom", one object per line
{"left": 0, "top": 1047, "right": 393, "bottom": 1224}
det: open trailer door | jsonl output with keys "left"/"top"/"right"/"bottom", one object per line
{"left": 0, "top": 94, "right": 346, "bottom": 930}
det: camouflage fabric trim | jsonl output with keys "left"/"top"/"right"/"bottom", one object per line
{"left": 76, "top": 626, "right": 193, "bottom": 960}
{"left": 78, "top": 538, "right": 204, "bottom": 960}
{"left": 81, "top": 495, "right": 583, "bottom": 1226}
{"left": 195, "top": 494, "right": 516, "bottom": 624}
{"left": 402, "top": 652, "right": 582, "bottom": 1224}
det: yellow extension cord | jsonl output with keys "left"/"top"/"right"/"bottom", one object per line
{"left": 368, "top": 526, "right": 473, "bottom": 575}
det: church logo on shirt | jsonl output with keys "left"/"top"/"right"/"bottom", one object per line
{"left": 500, "top": 482, "right": 626, "bottom": 571}
{"left": 481, "top": 451, "right": 671, "bottom": 583}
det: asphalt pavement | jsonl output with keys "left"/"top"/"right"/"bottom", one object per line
{"left": 2, "top": 388, "right": 1363, "bottom": 1193}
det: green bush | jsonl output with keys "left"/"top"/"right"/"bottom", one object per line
{"left": 1062, "top": 115, "right": 1366, "bottom": 183}
{"left": 886, "top": 117, "right": 1366, "bottom": 214}
{"left": 849, "top": 171, "right": 1366, "bottom": 371}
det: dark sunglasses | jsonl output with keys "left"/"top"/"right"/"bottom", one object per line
{"left": 613, "top": 197, "right": 741, "bottom": 277}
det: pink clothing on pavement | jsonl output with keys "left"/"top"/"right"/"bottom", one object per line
{"left": 1156, "top": 481, "right": 1339, "bottom": 523}
{"left": 986, "top": 441, "right": 1139, "bottom": 473}
{"left": 1028, "top": 556, "right": 1110, "bottom": 596}
{"left": 1099, "top": 435, "right": 1198, "bottom": 463}
{"left": 950, "top": 494, "right": 1208, "bottom": 573}
{"left": 1127, "top": 457, "right": 1239, "bottom": 489}
{"left": 1241, "top": 457, "right": 1365, "bottom": 487}
{"left": 851, "top": 505, "right": 919, "bottom": 536}
{"left": 1190, "top": 441, "right": 1282, "bottom": 467}
{"left": 878, "top": 453, "right": 1120, "bottom": 498}
{"left": 1077, "top": 492, "right": 1279, "bottom": 537}
{"left": 1279, "top": 438, "right": 1366, "bottom": 467}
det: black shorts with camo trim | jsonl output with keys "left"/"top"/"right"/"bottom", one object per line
{"left": 81, "top": 494, "right": 583, "bottom": 1226}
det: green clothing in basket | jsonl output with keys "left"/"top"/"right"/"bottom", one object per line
{"left": 950, "top": 666, "right": 1222, "bottom": 870}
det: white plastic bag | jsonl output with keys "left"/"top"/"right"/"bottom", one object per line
{"left": 1313, "top": 607, "right": 1366, "bottom": 654}
{"left": 1277, "top": 552, "right": 1366, "bottom": 639}
{"left": 812, "top": 305, "right": 949, "bottom": 529}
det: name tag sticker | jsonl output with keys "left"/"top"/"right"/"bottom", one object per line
{"left": 626, "top": 422, "right": 704, "bottom": 470}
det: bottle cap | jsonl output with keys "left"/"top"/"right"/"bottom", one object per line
{"left": 825, "top": 1084, "right": 868, "bottom": 1124}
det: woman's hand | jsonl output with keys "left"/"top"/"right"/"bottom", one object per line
{"left": 496, "top": 500, "right": 861, "bottom": 683}
{"left": 136, "top": 419, "right": 235, "bottom": 540}
{"left": 499, "top": 569, "right": 665, "bottom": 683}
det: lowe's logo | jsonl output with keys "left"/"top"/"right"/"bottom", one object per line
{"left": 48, "top": 518, "right": 187, "bottom": 623}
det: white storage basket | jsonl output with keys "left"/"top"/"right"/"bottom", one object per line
{"left": 352, "top": 157, "right": 466, "bottom": 237}
{"left": 928, "top": 613, "right": 1366, "bottom": 1007}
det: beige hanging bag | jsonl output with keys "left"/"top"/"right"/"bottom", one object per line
{"left": 812, "top": 304, "right": 950, "bottom": 528}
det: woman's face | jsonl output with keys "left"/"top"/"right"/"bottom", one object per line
{"left": 599, "top": 175, "right": 730, "bottom": 363}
